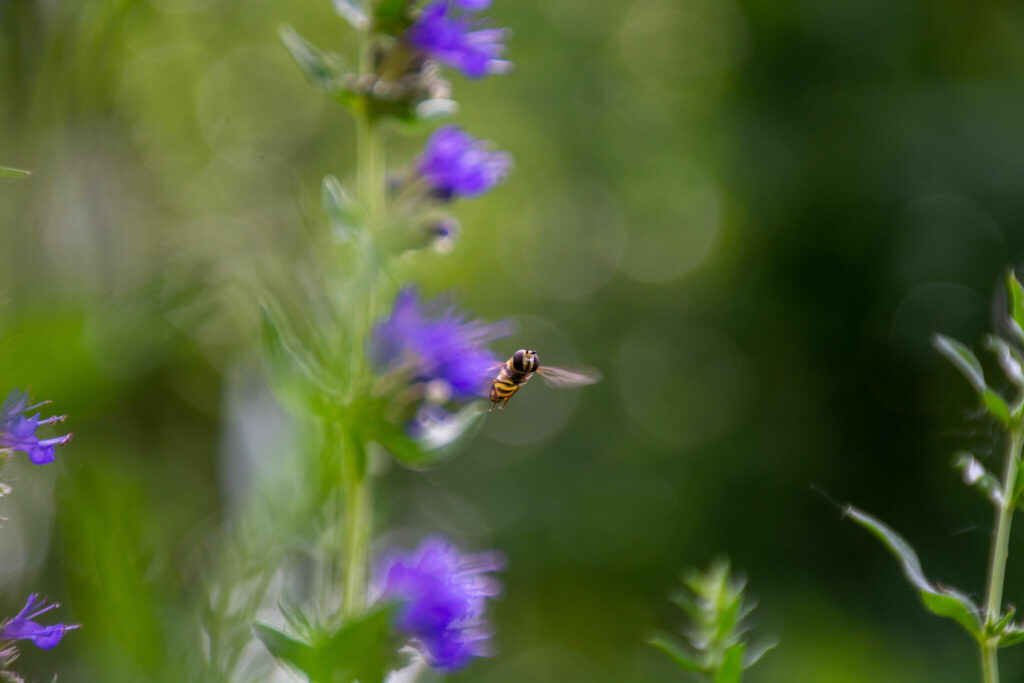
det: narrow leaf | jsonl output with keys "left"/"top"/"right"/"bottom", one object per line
{"left": 713, "top": 642, "right": 745, "bottom": 683}
{"left": 332, "top": 0, "right": 369, "bottom": 30}
{"left": 322, "top": 175, "right": 365, "bottom": 242}
{"left": 845, "top": 505, "right": 982, "bottom": 638}
{"left": 743, "top": 640, "right": 777, "bottom": 668}
{"left": 1008, "top": 271, "right": 1024, "bottom": 341}
{"left": 253, "top": 623, "right": 316, "bottom": 677}
{"left": 999, "top": 626, "right": 1024, "bottom": 648}
{"left": 984, "top": 388, "right": 1012, "bottom": 426}
{"left": 933, "top": 334, "right": 985, "bottom": 394}
{"left": 413, "top": 98, "right": 459, "bottom": 124}
{"left": 260, "top": 306, "right": 336, "bottom": 414}
{"left": 279, "top": 24, "right": 347, "bottom": 94}
{"left": 955, "top": 452, "right": 1004, "bottom": 506}
{"left": 648, "top": 633, "right": 704, "bottom": 673}
{"left": 985, "top": 335, "right": 1024, "bottom": 387}
{"left": 0, "top": 166, "right": 30, "bottom": 179}
{"left": 368, "top": 403, "right": 487, "bottom": 469}
{"left": 993, "top": 607, "right": 1016, "bottom": 635}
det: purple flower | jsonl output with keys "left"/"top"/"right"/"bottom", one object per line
{"left": 0, "top": 390, "right": 72, "bottom": 465}
{"left": 417, "top": 126, "right": 511, "bottom": 200}
{"left": 372, "top": 287, "right": 511, "bottom": 399}
{"left": 378, "top": 537, "right": 503, "bottom": 670}
{"left": 1, "top": 595, "right": 79, "bottom": 650}
{"left": 406, "top": 0, "right": 511, "bottom": 79}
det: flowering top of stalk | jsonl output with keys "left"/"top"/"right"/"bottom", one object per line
{"left": 377, "top": 537, "right": 503, "bottom": 670}
{"left": 0, "top": 390, "right": 72, "bottom": 465}
{"left": 372, "top": 287, "right": 510, "bottom": 400}
{"left": 417, "top": 126, "right": 511, "bottom": 200}
{"left": 406, "top": 0, "right": 512, "bottom": 79}
{"left": 0, "top": 594, "right": 79, "bottom": 650}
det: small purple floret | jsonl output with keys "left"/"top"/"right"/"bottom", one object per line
{"left": 406, "top": 0, "right": 511, "bottom": 79}
{"left": 1, "top": 594, "right": 79, "bottom": 650}
{"left": 0, "top": 390, "right": 72, "bottom": 465}
{"left": 372, "top": 287, "right": 511, "bottom": 399}
{"left": 417, "top": 126, "right": 511, "bottom": 200}
{"left": 378, "top": 537, "right": 503, "bottom": 671}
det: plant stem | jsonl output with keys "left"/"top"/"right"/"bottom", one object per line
{"left": 982, "top": 642, "right": 998, "bottom": 683}
{"left": 339, "top": 43, "right": 386, "bottom": 618}
{"left": 341, "top": 431, "right": 370, "bottom": 617}
{"left": 981, "top": 428, "right": 1024, "bottom": 683}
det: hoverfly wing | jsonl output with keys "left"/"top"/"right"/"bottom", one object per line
{"left": 536, "top": 365, "right": 602, "bottom": 388}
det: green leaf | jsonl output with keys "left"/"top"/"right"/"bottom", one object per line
{"left": 992, "top": 607, "right": 1016, "bottom": 635}
{"left": 933, "top": 334, "right": 986, "bottom": 394}
{"left": 258, "top": 605, "right": 407, "bottom": 683}
{"left": 277, "top": 594, "right": 315, "bottom": 641}
{"left": 648, "top": 633, "right": 704, "bottom": 673}
{"left": 714, "top": 643, "right": 745, "bottom": 683}
{"left": 322, "top": 175, "right": 365, "bottom": 242}
{"left": 1008, "top": 271, "right": 1024, "bottom": 343}
{"left": 0, "top": 166, "right": 30, "bottom": 179}
{"left": 999, "top": 625, "right": 1024, "bottom": 648}
{"left": 743, "top": 640, "right": 777, "bottom": 668}
{"left": 984, "top": 389, "right": 1012, "bottom": 426}
{"left": 332, "top": 0, "right": 369, "bottom": 30}
{"left": 373, "top": 0, "right": 410, "bottom": 34}
{"left": 394, "top": 98, "right": 460, "bottom": 130}
{"left": 845, "top": 505, "right": 982, "bottom": 638}
{"left": 715, "top": 590, "right": 744, "bottom": 643}
{"left": 253, "top": 623, "right": 316, "bottom": 677}
{"left": 260, "top": 305, "right": 337, "bottom": 414}
{"left": 367, "top": 402, "right": 487, "bottom": 469}
{"left": 279, "top": 24, "right": 351, "bottom": 99}
{"left": 955, "top": 452, "right": 1004, "bottom": 506}
{"left": 985, "top": 335, "right": 1024, "bottom": 387}
{"left": 311, "top": 603, "right": 408, "bottom": 683}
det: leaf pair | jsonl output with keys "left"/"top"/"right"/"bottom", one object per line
{"left": 254, "top": 603, "right": 408, "bottom": 683}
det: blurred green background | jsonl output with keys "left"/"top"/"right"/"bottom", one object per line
{"left": 3, "top": 0, "right": 1024, "bottom": 680}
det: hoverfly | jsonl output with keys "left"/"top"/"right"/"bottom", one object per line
{"left": 489, "top": 349, "right": 601, "bottom": 411}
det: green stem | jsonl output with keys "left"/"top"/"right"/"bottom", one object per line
{"left": 341, "top": 432, "right": 370, "bottom": 617}
{"left": 980, "top": 428, "right": 1024, "bottom": 683}
{"left": 982, "top": 642, "right": 998, "bottom": 683}
{"left": 339, "top": 50, "right": 386, "bottom": 619}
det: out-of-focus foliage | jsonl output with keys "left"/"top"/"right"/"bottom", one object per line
{"left": 2, "top": 0, "right": 1024, "bottom": 681}
{"left": 650, "top": 559, "right": 772, "bottom": 682}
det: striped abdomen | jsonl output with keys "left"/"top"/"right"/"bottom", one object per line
{"left": 489, "top": 362, "right": 532, "bottom": 405}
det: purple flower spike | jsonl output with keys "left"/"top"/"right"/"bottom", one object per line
{"left": 378, "top": 537, "right": 504, "bottom": 671}
{"left": 1, "top": 594, "right": 79, "bottom": 650}
{"left": 0, "top": 390, "right": 72, "bottom": 465}
{"left": 418, "top": 125, "right": 511, "bottom": 200}
{"left": 372, "top": 287, "right": 511, "bottom": 399}
{"left": 407, "top": 0, "right": 511, "bottom": 79}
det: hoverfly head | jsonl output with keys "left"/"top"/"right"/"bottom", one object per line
{"left": 513, "top": 349, "right": 539, "bottom": 373}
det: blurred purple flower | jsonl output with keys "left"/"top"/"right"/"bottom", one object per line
{"left": 406, "top": 0, "right": 511, "bottom": 79}
{"left": 378, "top": 537, "right": 503, "bottom": 671}
{"left": 372, "top": 287, "right": 511, "bottom": 399}
{"left": 417, "top": 126, "right": 511, "bottom": 200}
{"left": 0, "top": 390, "right": 72, "bottom": 465}
{"left": 1, "top": 594, "right": 79, "bottom": 650}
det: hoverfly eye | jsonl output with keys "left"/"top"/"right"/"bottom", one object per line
{"left": 530, "top": 353, "right": 540, "bottom": 371}
{"left": 512, "top": 349, "right": 527, "bottom": 372}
